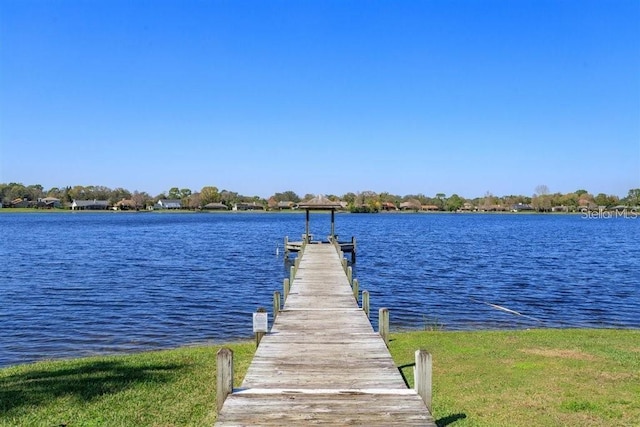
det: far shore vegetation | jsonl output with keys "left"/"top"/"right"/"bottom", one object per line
{"left": 1, "top": 329, "right": 637, "bottom": 426}
{"left": 2, "top": 182, "right": 640, "bottom": 214}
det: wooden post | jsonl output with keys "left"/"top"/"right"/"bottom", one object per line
{"left": 273, "top": 291, "right": 281, "bottom": 319}
{"left": 352, "top": 236, "right": 357, "bottom": 263}
{"left": 331, "top": 209, "right": 335, "bottom": 239}
{"left": 414, "top": 349, "right": 433, "bottom": 413}
{"left": 216, "top": 348, "right": 233, "bottom": 412}
{"left": 379, "top": 308, "right": 389, "bottom": 347}
{"left": 294, "top": 256, "right": 300, "bottom": 275}
{"left": 347, "top": 266, "right": 353, "bottom": 286}
{"left": 305, "top": 209, "right": 310, "bottom": 240}
{"left": 254, "top": 307, "right": 267, "bottom": 346}
{"left": 341, "top": 258, "right": 347, "bottom": 272}
{"left": 284, "top": 236, "right": 289, "bottom": 259}
{"left": 283, "top": 278, "right": 290, "bottom": 301}
{"left": 290, "top": 265, "right": 295, "bottom": 283}
{"left": 352, "top": 278, "right": 359, "bottom": 302}
{"left": 362, "top": 290, "right": 370, "bottom": 318}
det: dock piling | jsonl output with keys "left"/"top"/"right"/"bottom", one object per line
{"left": 414, "top": 350, "right": 433, "bottom": 413}
{"left": 362, "top": 290, "right": 370, "bottom": 318}
{"left": 379, "top": 307, "right": 390, "bottom": 347}
{"left": 254, "top": 307, "right": 267, "bottom": 346}
{"left": 273, "top": 291, "right": 281, "bottom": 319}
{"left": 283, "top": 278, "right": 290, "bottom": 301}
{"left": 352, "top": 236, "right": 357, "bottom": 263}
{"left": 216, "top": 348, "right": 233, "bottom": 412}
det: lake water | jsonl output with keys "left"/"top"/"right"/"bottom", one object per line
{"left": 1, "top": 211, "right": 638, "bottom": 367}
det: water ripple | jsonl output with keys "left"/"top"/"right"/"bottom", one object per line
{"left": 1, "top": 212, "right": 638, "bottom": 367}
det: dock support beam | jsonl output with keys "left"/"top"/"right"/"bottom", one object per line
{"left": 414, "top": 350, "right": 433, "bottom": 413}
{"left": 216, "top": 348, "right": 234, "bottom": 412}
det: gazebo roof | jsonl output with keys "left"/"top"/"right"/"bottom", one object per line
{"left": 298, "top": 195, "right": 342, "bottom": 210}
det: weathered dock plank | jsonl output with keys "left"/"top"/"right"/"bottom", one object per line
{"left": 217, "top": 392, "right": 432, "bottom": 426}
{"left": 215, "top": 244, "right": 435, "bottom": 426}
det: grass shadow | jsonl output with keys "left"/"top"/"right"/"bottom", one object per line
{"left": 436, "top": 413, "right": 467, "bottom": 426}
{"left": 0, "top": 359, "right": 186, "bottom": 414}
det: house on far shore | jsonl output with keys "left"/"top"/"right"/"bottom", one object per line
{"left": 511, "top": 203, "right": 534, "bottom": 212}
{"left": 399, "top": 200, "right": 421, "bottom": 211}
{"left": 9, "top": 198, "right": 36, "bottom": 208}
{"left": 611, "top": 205, "right": 631, "bottom": 211}
{"left": 267, "top": 198, "right": 298, "bottom": 211}
{"left": 233, "top": 202, "right": 265, "bottom": 211}
{"left": 578, "top": 200, "right": 598, "bottom": 211}
{"left": 460, "top": 202, "right": 476, "bottom": 212}
{"left": 277, "top": 201, "right": 296, "bottom": 210}
{"left": 421, "top": 204, "right": 440, "bottom": 212}
{"left": 381, "top": 202, "right": 398, "bottom": 211}
{"left": 203, "top": 202, "right": 228, "bottom": 210}
{"left": 37, "top": 197, "right": 61, "bottom": 209}
{"left": 155, "top": 199, "right": 182, "bottom": 209}
{"left": 480, "top": 204, "right": 508, "bottom": 212}
{"left": 114, "top": 199, "right": 138, "bottom": 211}
{"left": 71, "top": 199, "right": 110, "bottom": 210}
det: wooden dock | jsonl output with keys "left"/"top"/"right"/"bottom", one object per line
{"left": 215, "top": 243, "right": 435, "bottom": 426}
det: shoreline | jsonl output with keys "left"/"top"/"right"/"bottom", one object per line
{"left": 2, "top": 328, "right": 638, "bottom": 426}
{"left": 0, "top": 207, "right": 621, "bottom": 215}
{"left": 2, "top": 326, "right": 637, "bottom": 371}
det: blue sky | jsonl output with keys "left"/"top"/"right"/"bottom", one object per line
{"left": 1, "top": 0, "right": 638, "bottom": 199}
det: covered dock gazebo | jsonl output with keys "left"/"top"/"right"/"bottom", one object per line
{"left": 283, "top": 195, "right": 356, "bottom": 262}
{"left": 297, "top": 194, "right": 343, "bottom": 242}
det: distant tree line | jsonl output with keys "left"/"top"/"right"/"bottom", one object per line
{"left": 0, "top": 183, "right": 259, "bottom": 210}
{"left": 1, "top": 182, "right": 639, "bottom": 212}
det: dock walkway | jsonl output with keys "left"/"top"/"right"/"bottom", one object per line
{"left": 215, "top": 243, "right": 435, "bottom": 426}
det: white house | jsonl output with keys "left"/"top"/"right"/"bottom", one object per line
{"left": 71, "top": 199, "right": 110, "bottom": 210}
{"left": 155, "top": 199, "right": 182, "bottom": 209}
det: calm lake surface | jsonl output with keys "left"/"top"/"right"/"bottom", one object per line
{"left": 1, "top": 211, "right": 638, "bottom": 367}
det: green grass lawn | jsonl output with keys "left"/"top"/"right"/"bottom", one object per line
{"left": 390, "top": 329, "right": 640, "bottom": 426}
{"left": 1, "top": 329, "right": 638, "bottom": 426}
